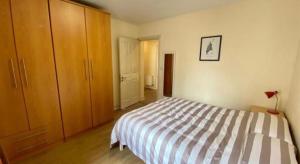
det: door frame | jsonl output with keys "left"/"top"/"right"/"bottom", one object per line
{"left": 139, "top": 36, "right": 161, "bottom": 100}
{"left": 162, "top": 51, "right": 176, "bottom": 98}
{"left": 127, "top": 35, "right": 177, "bottom": 103}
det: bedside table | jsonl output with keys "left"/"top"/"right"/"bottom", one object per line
{"left": 250, "top": 105, "right": 285, "bottom": 117}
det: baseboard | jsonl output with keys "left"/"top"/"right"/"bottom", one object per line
{"left": 140, "top": 97, "right": 145, "bottom": 101}
{"left": 114, "top": 106, "right": 120, "bottom": 111}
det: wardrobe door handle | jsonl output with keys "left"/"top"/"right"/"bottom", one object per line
{"left": 84, "top": 59, "right": 88, "bottom": 80}
{"left": 89, "top": 59, "right": 93, "bottom": 80}
{"left": 20, "top": 59, "right": 29, "bottom": 87}
{"left": 9, "top": 58, "right": 18, "bottom": 88}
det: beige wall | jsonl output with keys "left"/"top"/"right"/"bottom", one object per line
{"left": 143, "top": 40, "right": 159, "bottom": 89}
{"left": 286, "top": 42, "right": 300, "bottom": 155}
{"left": 139, "top": 0, "right": 300, "bottom": 110}
{"left": 111, "top": 18, "right": 139, "bottom": 109}
{"left": 109, "top": 0, "right": 300, "bottom": 151}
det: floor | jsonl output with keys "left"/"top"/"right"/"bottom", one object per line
{"left": 143, "top": 88, "right": 157, "bottom": 104}
{"left": 17, "top": 89, "right": 157, "bottom": 164}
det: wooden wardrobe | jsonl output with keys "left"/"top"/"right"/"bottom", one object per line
{"left": 50, "top": 0, "right": 114, "bottom": 138}
{"left": 0, "top": 0, "right": 113, "bottom": 161}
{"left": 0, "top": 0, "right": 63, "bottom": 160}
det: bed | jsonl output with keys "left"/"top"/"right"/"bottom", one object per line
{"left": 111, "top": 97, "right": 297, "bottom": 164}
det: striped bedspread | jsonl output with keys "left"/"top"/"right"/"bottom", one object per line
{"left": 111, "top": 97, "right": 297, "bottom": 164}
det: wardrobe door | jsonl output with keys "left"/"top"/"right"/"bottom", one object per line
{"left": 103, "top": 14, "right": 114, "bottom": 121}
{"left": 50, "top": 0, "right": 92, "bottom": 137}
{"left": 0, "top": 0, "right": 29, "bottom": 138}
{"left": 10, "top": 0, "right": 63, "bottom": 142}
{"left": 85, "top": 9, "right": 113, "bottom": 126}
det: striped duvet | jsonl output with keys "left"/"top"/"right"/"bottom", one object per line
{"left": 111, "top": 97, "right": 297, "bottom": 164}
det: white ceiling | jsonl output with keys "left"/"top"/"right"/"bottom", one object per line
{"left": 80, "top": 0, "right": 240, "bottom": 24}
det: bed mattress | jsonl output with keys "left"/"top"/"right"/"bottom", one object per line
{"left": 111, "top": 97, "right": 297, "bottom": 164}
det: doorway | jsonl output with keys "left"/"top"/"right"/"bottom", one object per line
{"left": 141, "top": 40, "right": 159, "bottom": 103}
{"left": 163, "top": 53, "right": 174, "bottom": 97}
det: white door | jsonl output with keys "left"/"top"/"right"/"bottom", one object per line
{"left": 119, "top": 37, "right": 140, "bottom": 109}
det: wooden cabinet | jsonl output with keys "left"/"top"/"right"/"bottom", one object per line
{"left": 1, "top": 0, "right": 64, "bottom": 160}
{"left": 10, "top": 0, "right": 63, "bottom": 143}
{"left": 50, "top": 0, "right": 93, "bottom": 137}
{"left": 0, "top": 0, "right": 113, "bottom": 161}
{"left": 0, "top": 0, "right": 29, "bottom": 138}
{"left": 50, "top": 0, "right": 113, "bottom": 137}
{"left": 85, "top": 8, "right": 114, "bottom": 126}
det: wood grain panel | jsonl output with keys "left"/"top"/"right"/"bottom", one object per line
{"left": 50, "top": 0, "right": 92, "bottom": 137}
{"left": 0, "top": 127, "right": 49, "bottom": 160}
{"left": 103, "top": 13, "right": 114, "bottom": 121}
{"left": 10, "top": 0, "right": 63, "bottom": 143}
{"left": 85, "top": 8, "right": 113, "bottom": 126}
{"left": 0, "top": 0, "right": 29, "bottom": 138}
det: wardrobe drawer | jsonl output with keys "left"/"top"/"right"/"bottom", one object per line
{"left": 0, "top": 127, "right": 48, "bottom": 160}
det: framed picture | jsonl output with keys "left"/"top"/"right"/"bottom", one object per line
{"left": 199, "top": 35, "right": 222, "bottom": 61}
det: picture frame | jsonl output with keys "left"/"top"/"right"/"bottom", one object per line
{"left": 199, "top": 35, "right": 222, "bottom": 61}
